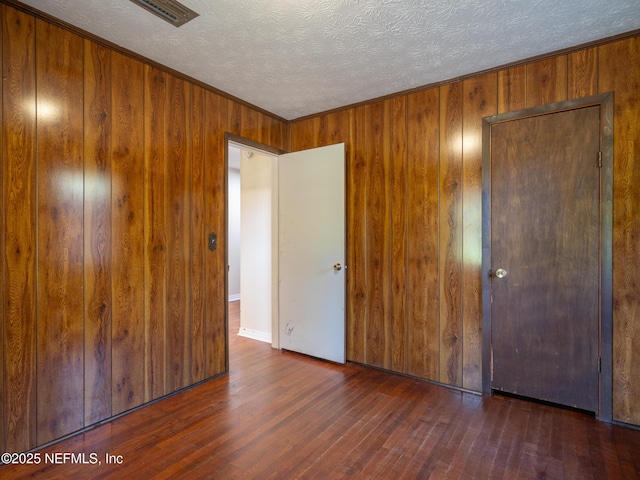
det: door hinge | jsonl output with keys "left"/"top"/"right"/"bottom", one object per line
{"left": 598, "top": 357, "right": 602, "bottom": 373}
{"left": 598, "top": 151, "right": 602, "bottom": 168}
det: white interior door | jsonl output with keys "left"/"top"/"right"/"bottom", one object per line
{"left": 278, "top": 143, "right": 345, "bottom": 363}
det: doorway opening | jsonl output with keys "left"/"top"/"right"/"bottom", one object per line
{"left": 225, "top": 134, "right": 347, "bottom": 366}
{"left": 226, "top": 135, "right": 282, "bottom": 351}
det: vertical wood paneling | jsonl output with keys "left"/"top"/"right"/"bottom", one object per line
{"left": 599, "top": 37, "right": 640, "bottom": 425}
{"left": 3, "top": 5, "right": 37, "bottom": 453}
{"left": 260, "top": 111, "right": 287, "bottom": 149}
{"left": 1, "top": 2, "right": 292, "bottom": 452}
{"left": 256, "top": 111, "right": 267, "bottom": 145}
{"left": 35, "top": 19, "right": 84, "bottom": 445}
{"left": 204, "top": 91, "right": 228, "bottom": 377}
{"left": 289, "top": 117, "right": 316, "bottom": 151}
{"left": 266, "top": 35, "right": 640, "bottom": 424}
{"left": 568, "top": 47, "right": 598, "bottom": 98}
{"left": 228, "top": 100, "right": 241, "bottom": 136}
{"left": 111, "top": 51, "right": 145, "bottom": 415}
{"left": 0, "top": 4, "right": 4, "bottom": 453}
{"left": 271, "top": 114, "right": 285, "bottom": 148}
{"left": 390, "top": 96, "right": 408, "bottom": 373}
{"left": 314, "top": 116, "right": 327, "bottom": 146}
{"left": 144, "top": 65, "right": 167, "bottom": 401}
{"left": 290, "top": 111, "right": 351, "bottom": 151}
{"left": 3, "top": 2, "right": 640, "bottom": 453}
{"left": 462, "top": 73, "right": 497, "bottom": 391}
{"left": 406, "top": 88, "right": 440, "bottom": 380}
{"left": 166, "top": 75, "right": 191, "bottom": 393}
{"left": 364, "top": 100, "right": 392, "bottom": 368}
{"left": 526, "top": 56, "right": 568, "bottom": 107}
{"left": 439, "top": 82, "right": 463, "bottom": 387}
{"left": 324, "top": 110, "right": 351, "bottom": 146}
{"left": 497, "top": 65, "right": 526, "bottom": 114}
{"left": 240, "top": 105, "right": 259, "bottom": 141}
{"left": 191, "top": 85, "right": 206, "bottom": 383}
{"left": 347, "top": 105, "right": 368, "bottom": 363}
{"left": 83, "top": 39, "right": 112, "bottom": 425}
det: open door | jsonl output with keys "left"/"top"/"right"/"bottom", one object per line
{"left": 277, "top": 143, "right": 345, "bottom": 363}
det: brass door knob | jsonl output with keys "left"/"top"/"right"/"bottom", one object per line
{"left": 333, "top": 263, "right": 342, "bottom": 271}
{"left": 494, "top": 268, "right": 507, "bottom": 279}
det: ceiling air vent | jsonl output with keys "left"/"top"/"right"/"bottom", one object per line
{"left": 129, "top": 0, "right": 199, "bottom": 27}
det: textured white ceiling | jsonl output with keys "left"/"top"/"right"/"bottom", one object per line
{"left": 17, "top": 0, "right": 640, "bottom": 120}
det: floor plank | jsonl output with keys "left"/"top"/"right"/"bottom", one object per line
{"left": 2, "top": 301, "right": 639, "bottom": 479}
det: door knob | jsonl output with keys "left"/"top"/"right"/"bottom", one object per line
{"left": 333, "top": 263, "right": 342, "bottom": 271}
{"left": 494, "top": 268, "right": 507, "bottom": 279}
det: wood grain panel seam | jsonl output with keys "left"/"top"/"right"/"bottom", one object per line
{"left": 436, "top": 87, "right": 442, "bottom": 383}
{"left": 0, "top": 5, "right": 5, "bottom": 451}
{"left": 385, "top": 100, "right": 393, "bottom": 369}
{"left": 459, "top": 90, "right": 466, "bottom": 389}
{"left": 403, "top": 99, "right": 409, "bottom": 375}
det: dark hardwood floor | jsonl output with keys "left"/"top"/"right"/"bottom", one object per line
{"left": 2, "top": 301, "right": 639, "bottom": 479}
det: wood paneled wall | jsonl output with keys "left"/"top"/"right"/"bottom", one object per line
{"left": 289, "top": 34, "right": 640, "bottom": 426}
{"left": 0, "top": 4, "right": 286, "bottom": 453}
{"left": 1, "top": 1, "right": 639, "bottom": 455}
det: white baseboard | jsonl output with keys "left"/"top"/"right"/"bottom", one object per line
{"left": 237, "top": 327, "right": 272, "bottom": 344}
{"left": 228, "top": 293, "right": 241, "bottom": 302}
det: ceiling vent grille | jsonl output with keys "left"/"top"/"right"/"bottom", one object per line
{"left": 129, "top": 0, "right": 199, "bottom": 27}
